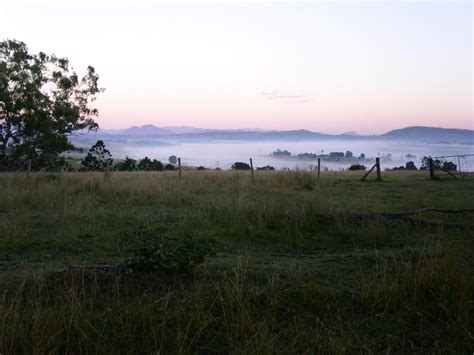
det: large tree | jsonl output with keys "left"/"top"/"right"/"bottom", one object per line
{"left": 0, "top": 39, "right": 103, "bottom": 170}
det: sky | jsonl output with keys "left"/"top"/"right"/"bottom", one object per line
{"left": 1, "top": 0, "right": 472, "bottom": 134}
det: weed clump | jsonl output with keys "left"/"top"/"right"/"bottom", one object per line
{"left": 126, "top": 234, "right": 214, "bottom": 273}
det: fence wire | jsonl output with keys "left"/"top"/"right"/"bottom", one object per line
{"left": 430, "top": 154, "right": 474, "bottom": 177}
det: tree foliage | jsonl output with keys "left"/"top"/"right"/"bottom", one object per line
{"left": 231, "top": 162, "right": 251, "bottom": 170}
{"left": 137, "top": 157, "right": 164, "bottom": 171}
{"left": 405, "top": 161, "right": 417, "bottom": 170}
{"left": 0, "top": 39, "right": 103, "bottom": 170}
{"left": 115, "top": 156, "right": 137, "bottom": 171}
{"left": 168, "top": 155, "right": 177, "bottom": 165}
{"left": 348, "top": 163, "right": 366, "bottom": 171}
{"left": 256, "top": 165, "right": 275, "bottom": 170}
{"left": 80, "top": 140, "right": 113, "bottom": 171}
{"left": 421, "top": 156, "right": 457, "bottom": 172}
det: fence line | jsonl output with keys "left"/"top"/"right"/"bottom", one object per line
{"left": 429, "top": 153, "right": 474, "bottom": 178}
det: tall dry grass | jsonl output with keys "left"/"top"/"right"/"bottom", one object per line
{"left": 0, "top": 170, "right": 472, "bottom": 352}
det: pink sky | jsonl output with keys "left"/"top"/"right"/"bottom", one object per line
{"left": 1, "top": 1, "right": 472, "bottom": 134}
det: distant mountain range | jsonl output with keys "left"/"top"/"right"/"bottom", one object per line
{"left": 89, "top": 125, "right": 473, "bottom": 144}
{"left": 99, "top": 125, "right": 265, "bottom": 136}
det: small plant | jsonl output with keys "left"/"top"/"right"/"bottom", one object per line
{"left": 126, "top": 234, "right": 214, "bottom": 273}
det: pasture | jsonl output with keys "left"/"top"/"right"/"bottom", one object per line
{"left": 0, "top": 170, "right": 473, "bottom": 353}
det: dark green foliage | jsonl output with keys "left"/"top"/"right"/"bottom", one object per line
{"left": 421, "top": 156, "right": 440, "bottom": 170}
{"left": 256, "top": 165, "right": 275, "bottom": 170}
{"left": 442, "top": 161, "right": 457, "bottom": 171}
{"left": 164, "top": 163, "right": 176, "bottom": 171}
{"left": 348, "top": 163, "right": 366, "bottom": 171}
{"left": 0, "top": 39, "right": 103, "bottom": 170}
{"left": 196, "top": 166, "right": 207, "bottom": 171}
{"left": 137, "top": 157, "right": 164, "bottom": 171}
{"left": 272, "top": 149, "right": 291, "bottom": 156}
{"left": 392, "top": 161, "right": 417, "bottom": 171}
{"left": 232, "top": 162, "right": 251, "bottom": 170}
{"left": 115, "top": 156, "right": 137, "bottom": 171}
{"left": 345, "top": 150, "right": 353, "bottom": 158}
{"left": 421, "top": 156, "right": 457, "bottom": 171}
{"left": 80, "top": 140, "right": 113, "bottom": 171}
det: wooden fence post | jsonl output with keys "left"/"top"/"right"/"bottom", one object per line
{"left": 429, "top": 158, "right": 435, "bottom": 180}
{"left": 361, "top": 159, "right": 380, "bottom": 181}
{"left": 249, "top": 158, "right": 255, "bottom": 182}
{"left": 317, "top": 158, "right": 321, "bottom": 180}
{"left": 375, "top": 157, "right": 381, "bottom": 180}
{"left": 103, "top": 163, "right": 111, "bottom": 181}
{"left": 27, "top": 159, "right": 31, "bottom": 177}
{"left": 178, "top": 157, "right": 182, "bottom": 179}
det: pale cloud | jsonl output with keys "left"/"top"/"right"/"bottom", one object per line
{"left": 261, "top": 90, "right": 314, "bottom": 104}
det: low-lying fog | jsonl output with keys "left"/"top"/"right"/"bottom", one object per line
{"left": 91, "top": 139, "right": 474, "bottom": 171}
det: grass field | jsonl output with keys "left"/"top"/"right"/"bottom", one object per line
{"left": 0, "top": 170, "right": 473, "bottom": 353}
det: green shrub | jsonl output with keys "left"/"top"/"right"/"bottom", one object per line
{"left": 348, "top": 163, "right": 366, "bottom": 171}
{"left": 115, "top": 156, "right": 137, "bottom": 171}
{"left": 256, "top": 165, "right": 275, "bottom": 170}
{"left": 231, "top": 162, "right": 251, "bottom": 170}
{"left": 137, "top": 157, "right": 164, "bottom": 171}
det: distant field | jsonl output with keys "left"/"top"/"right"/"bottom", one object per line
{"left": 0, "top": 171, "right": 473, "bottom": 353}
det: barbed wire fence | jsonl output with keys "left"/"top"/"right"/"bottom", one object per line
{"left": 427, "top": 154, "right": 474, "bottom": 179}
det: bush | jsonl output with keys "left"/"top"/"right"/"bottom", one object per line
{"left": 442, "top": 161, "right": 457, "bottom": 171}
{"left": 115, "top": 157, "right": 137, "bottom": 171}
{"left": 256, "top": 165, "right": 275, "bottom": 170}
{"left": 272, "top": 149, "right": 291, "bottom": 156}
{"left": 196, "top": 166, "right": 207, "bottom": 171}
{"left": 348, "top": 163, "right": 366, "bottom": 171}
{"left": 164, "top": 164, "right": 176, "bottom": 171}
{"left": 421, "top": 157, "right": 456, "bottom": 171}
{"left": 231, "top": 162, "right": 251, "bottom": 170}
{"left": 392, "top": 166, "right": 405, "bottom": 171}
{"left": 137, "top": 157, "right": 164, "bottom": 171}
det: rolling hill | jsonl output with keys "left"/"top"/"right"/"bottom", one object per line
{"left": 90, "top": 124, "right": 473, "bottom": 143}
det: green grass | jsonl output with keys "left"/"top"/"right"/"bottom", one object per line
{"left": 0, "top": 170, "right": 473, "bottom": 353}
